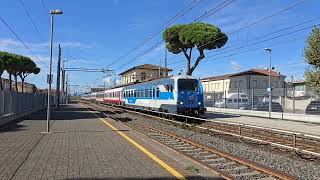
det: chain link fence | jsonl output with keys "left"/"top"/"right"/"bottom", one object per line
{"left": 204, "top": 87, "right": 320, "bottom": 115}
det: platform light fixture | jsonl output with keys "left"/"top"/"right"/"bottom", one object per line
{"left": 46, "top": 9, "right": 63, "bottom": 133}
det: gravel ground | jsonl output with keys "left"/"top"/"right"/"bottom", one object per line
{"left": 99, "top": 105, "right": 320, "bottom": 180}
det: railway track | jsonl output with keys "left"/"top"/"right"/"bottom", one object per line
{"left": 85, "top": 102, "right": 298, "bottom": 180}
{"left": 85, "top": 100, "right": 320, "bottom": 159}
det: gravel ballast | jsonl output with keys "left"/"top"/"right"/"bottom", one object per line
{"left": 98, "top": 105, "right": 320, "bottom": 180}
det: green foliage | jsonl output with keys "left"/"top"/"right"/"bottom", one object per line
{"left": 304, "top": 27, "right": 320, "bottom": 94}
{"left": 0, "top": 51, "right": 40, "bottom": 92}
{"left": 163, "top": 23, "right": 228, "bottom": 75}
{"left": 185, "top": 165, "right": 200, "bottom": 174}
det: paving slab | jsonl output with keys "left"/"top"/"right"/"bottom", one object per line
{"left": 0, "top": 103, "right": 222, "bottom": 180}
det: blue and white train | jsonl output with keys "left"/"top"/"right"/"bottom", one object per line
{"left": 82, "top": 76, "right": 206, "bottom": 116}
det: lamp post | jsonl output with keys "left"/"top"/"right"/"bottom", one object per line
{"left": 46, "top": 9, "right": 63, "bottom": 133}
{"left": 265, "top": 48, "right": 272, "bottom": 119}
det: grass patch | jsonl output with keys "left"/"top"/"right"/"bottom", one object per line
{"left": 186, "top": 165, "right": 200, "bottom": 174}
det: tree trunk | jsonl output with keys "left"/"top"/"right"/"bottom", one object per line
{"left": 21, "top": 79, "right": 24, "bottom": 93}
{"left": 189, "top": 49, "right": 205, "bottom": 76}
{"left": 186, "top": 59, "right": 191, "bottom": 76}
{"left": 9, "top": 73, "right": 12, "bottom": 91}
{"left": 0, "top": 73, "right": 3, "bottom": 91}
{"left": 14, "top": 75, "right": 18, "bottom": 92}
{"left": 182, "top": 48, "right": 192, "bottom": 76}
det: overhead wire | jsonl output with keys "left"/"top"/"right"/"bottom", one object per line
{"left": 41, "top": 0, "right": 51, "bottom": 25}
{"left": 195, "top": 0, "right": 306, "bottom": 51}
{"left": 106, "top": 0, "right": 202, "bottom": 69}
{"left": 168, "top": 0, "right": 307, "bottom": 66}
{"left": 173, "top": 33, "right": 310, "bottom": 72}
{"left": 18, "top": 0, "right": 43, "bottom": 40}
{"left": 115, "top": 0, "right": 236, "bottom": 72}
{"left": 0, "top": 15, "right": 41, "bottom": 62}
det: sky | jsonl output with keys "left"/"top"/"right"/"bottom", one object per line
{"left": 0, "top": 0, "right": 319, "bottom": 94}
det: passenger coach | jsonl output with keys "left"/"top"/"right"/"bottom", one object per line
{"left": 122, "top": 76, "right": 205, "bottom": 116}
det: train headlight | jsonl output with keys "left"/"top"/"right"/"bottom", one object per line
{"left": 198, "top": 102, "right": 201, "bottom": 105}
{"left": 180, "top": 101, "right": 183, "bottom": 105}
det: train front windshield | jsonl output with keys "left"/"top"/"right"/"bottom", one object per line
{"left": 178, "top": 79, "right": 199, "bottom": 92}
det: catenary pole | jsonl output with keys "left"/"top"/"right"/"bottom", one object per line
{"left": 56, "top": 44, "right": 61, "bottom": 108}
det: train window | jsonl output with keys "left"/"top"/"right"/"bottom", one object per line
{"left": 149, "top": 89, "right": 152, "bottom": 97}
{"left": 134, "top": 90, "right": 137, "bottom": 97}
{"left": 152, "top": 88, "right": 155, "bottom": 98}
{"left": 156, "top": 87, "right": 160, "bottom": 97}
{"left": 178, "top": 79, "right": 198, "bottom": 91}
{"left": 145, "top": 89, "right": 148, "bottom": 97}
{"left": 166, "top": 84, "right": 173, "bottom": 92}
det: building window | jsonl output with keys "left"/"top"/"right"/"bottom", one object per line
{"left": 141, "top": 72, "right": 146, "bottom": 80}
{"left": 272, "top": 81, "right": 278, "bottom": 88}
{"left": 252, "top": 80, "right": 257, "bottom": 88}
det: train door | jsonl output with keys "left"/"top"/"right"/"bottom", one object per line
{"left": 152, "top": 85, "right": 156, "bottom": 110}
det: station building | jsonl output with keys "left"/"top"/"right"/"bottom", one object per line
{"left": 119, "top": 64, "right": 172, "bottom": 85}
{"left": 201, "top": 69, "right": 286, "bottom": 99}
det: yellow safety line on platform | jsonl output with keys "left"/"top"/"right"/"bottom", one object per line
{"left": 83, "top": 105, "right": 186, "bottom": 180}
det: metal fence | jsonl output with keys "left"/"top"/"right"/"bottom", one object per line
{"left": 204, "top": 88, "right": 320, "bottom": 115}
{"left": 0, "top": 91, "right": 56, "bottom": 118}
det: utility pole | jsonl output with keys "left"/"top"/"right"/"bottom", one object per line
{"left": 66, "top": 74, "right": 69, "bottom": 104}
{"left": 164, "top": 42, "right": 168, "bottom": 77}
{"left": 56, "top": 44, "right": 61, "bottom": 108}
{"left": 61, "top": 64, "right": 65, "bottom": 104}
{"left": 265, "top": 48, "right": 272, "bottom": 119}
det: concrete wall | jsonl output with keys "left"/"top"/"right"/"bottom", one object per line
{"left": 0, "top": 91, "right": 55, "bottom": 126}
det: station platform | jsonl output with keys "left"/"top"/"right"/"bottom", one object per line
{"left": 0, "top": 103, "right": 220, "bottom": 180}
{"left": 205, "top": 111, "right": 320, "bottom": 136}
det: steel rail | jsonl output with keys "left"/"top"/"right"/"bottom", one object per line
{"left": 85, "top": 102, "right": 298, "bottom": 180}
{"left": 138, "top": 122, "right": 298, "bottom": 180}
{"left": 83, "top": 100, "right": 320, "bottom": 157}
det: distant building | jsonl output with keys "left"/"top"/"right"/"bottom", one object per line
{"left": 201, "top": 69, "right": 286, "bottom": 98}
{"left": 286, "top": 80, "right": 312, "bottom": 97}
{"left": 1, "top": 78, "right": 10, "bottom": 91}
{"left": 90, "top": 87, "right": 105, "bottom": 93}
{"left": 119, "top": 64, "right": 172, "bottom": 85}
{"left": 1, "top": 78, "right": 36, "bottom": 93}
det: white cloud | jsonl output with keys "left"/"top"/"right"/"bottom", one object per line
{"left": 230, "top": 60, "right": 241, "bottom": 71}
{"left": 102, "top": 75, "right": 121, "bottom": 88}
{"left": 0, "top": 38, "right": 92, "bottom": 55}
